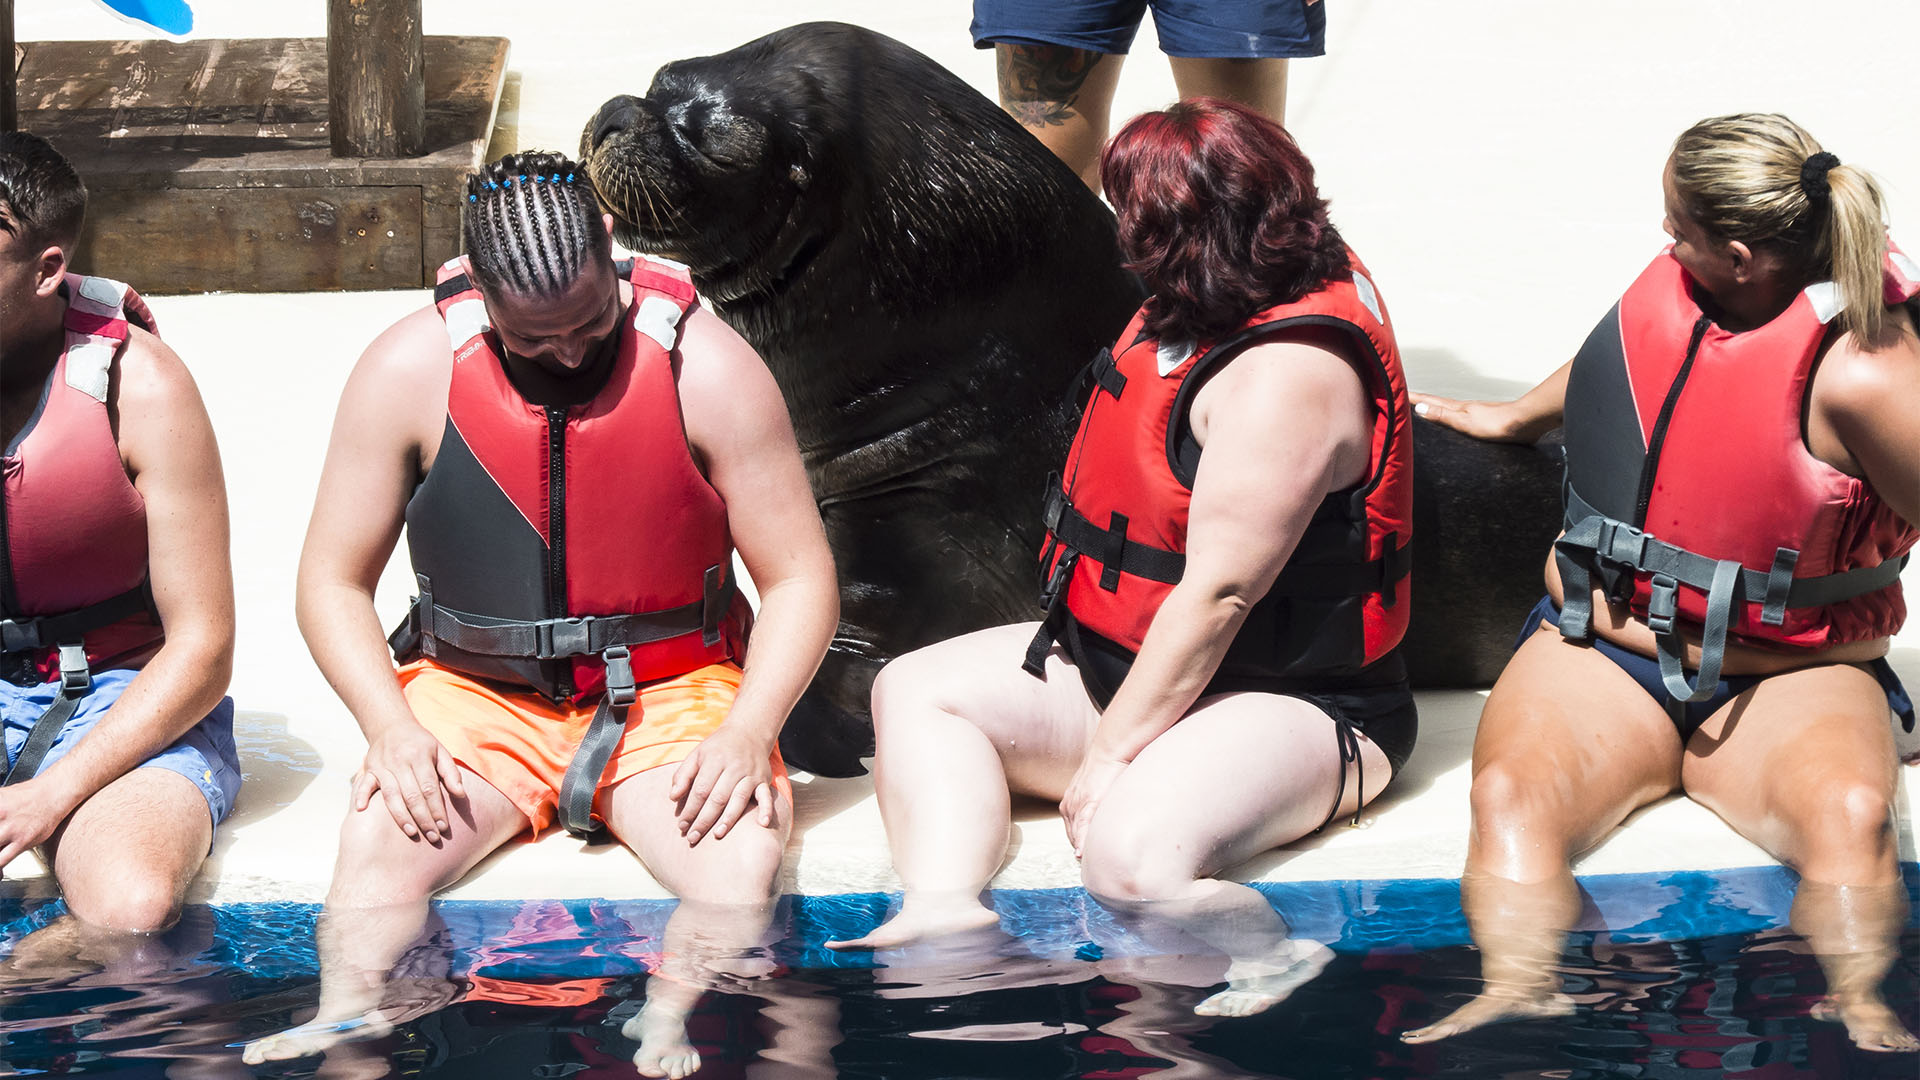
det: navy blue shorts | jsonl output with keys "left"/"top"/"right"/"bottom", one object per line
{"left": 972, "top": 0, "right": 1327, "bottom": 59}
{"left": 2, "top": 667, "right": 242, "bottom": 830}
{"left": 1516, "top": 596, "right": 1916, "bottom": 740}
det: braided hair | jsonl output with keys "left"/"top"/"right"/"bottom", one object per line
{"left": 462, "top": 151, "right": 609, "bottom": 297}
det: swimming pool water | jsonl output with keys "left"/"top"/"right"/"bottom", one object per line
{"left": 1, "top": 866, "right": 1914, "bottom": 1078}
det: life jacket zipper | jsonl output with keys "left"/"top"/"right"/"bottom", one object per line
{"left": 1632, "top": 314, "right": 1712, "bottom": 529}
{"left": 546, "top": 406, "right": 572, "bottom": 698}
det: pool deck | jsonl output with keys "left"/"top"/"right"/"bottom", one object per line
{"left": 10, "top": 1, "right": 1920, "bottom": 907}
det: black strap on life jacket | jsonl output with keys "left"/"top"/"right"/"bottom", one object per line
{"left": 1, "top": 582, "right": 156, "bottom": 785}
{"left": 394, "top": 564, "right": 735, "bottom": 838}
{"left": 1022, "top": 481, "right": 1412, "bottom": 680}
{"left": 1555, "top": 484, "right": 1911, "bottom": 702}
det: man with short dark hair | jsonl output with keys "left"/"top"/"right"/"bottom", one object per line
{"left": 0, "top": 131, "right": 241, "bottom": 940}
{"left": 244, "top": 151, "right": 837, "bottom": 1077}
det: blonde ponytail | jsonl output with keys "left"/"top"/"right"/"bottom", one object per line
{"left": 1671, "top": 113, "right": 1894, "bottom": 348}
{"left": 1823, "top": 163, "right": 1891, "bottom": 346}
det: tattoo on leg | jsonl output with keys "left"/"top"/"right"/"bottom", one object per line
{"left": 997, "top": 45, "right": 1101, "bottom": 128}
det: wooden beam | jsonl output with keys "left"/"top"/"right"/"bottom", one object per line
{"left": 3, "top": 0, "right": 17, "bottom": 133}
{"left": 328, "top": 0, "right": 423, "bottom": 157}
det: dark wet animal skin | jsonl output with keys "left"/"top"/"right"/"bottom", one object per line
{"left": 583, "top": 22, "right": 1144, "bottom": 775}
{"left": 583, "top": 21, "right": 1562, "bottom": 773}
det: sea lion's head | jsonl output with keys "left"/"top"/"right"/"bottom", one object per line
{"left": 581, "top": 27, "right": 850, "bottom": 305}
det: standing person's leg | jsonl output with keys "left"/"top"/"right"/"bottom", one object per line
{"left": 995, "top": 45, "right": 1126, "bottom": 192}
{"left": 1680, "top": 662, "right": 1916, "bottom": 1052}
{"left": 827, "top": 623, "right": 1105, "bottom": 949}
{"left": 1157, "top": 0, "right": 1327, "bottom": 124}
{"left": 600, "top": 764, "right": 791, "bottom": 1080}
{"left": 972, "top": 0, "right": 1144, "bottom": 191}
{"left": 1166, "top": 58, "right": 1289, "bottom": 124}
{"left": 1075, "top": 690, "right": 1392, "bottom": 1017}
{"left": 1401, "top": 623, "right": 1683, "bottom": 1043}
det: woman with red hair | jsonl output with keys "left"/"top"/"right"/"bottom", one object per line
{"left": 829, "top": 99, "right": 1417, "bottom": 1017}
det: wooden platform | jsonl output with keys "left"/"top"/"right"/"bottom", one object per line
{"left": 12, "top": 35, "right": 508, "bottom": 294}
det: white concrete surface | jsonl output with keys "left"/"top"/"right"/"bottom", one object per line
{"left": 10, "top": 1, "right": 1919, "bottom": 904}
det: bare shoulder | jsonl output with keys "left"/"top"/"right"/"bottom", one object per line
{"left": 1198, "top": 337, "right": 1372, "bottom": 430}
{"left": 674, "top": 304, "right": 790, "bottom": 433}
{"left": 1816, "top": 303, "right": 1920, "bottom": 416}
{"left": 112, "top": 324, "right": 207, "bottom": 419}
{"left": 354, "top": 303, "right": 455, "bottom": 394}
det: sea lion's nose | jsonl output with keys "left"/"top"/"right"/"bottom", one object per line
{"left": 587, "top": 96, "right": 647, "bottom": 151}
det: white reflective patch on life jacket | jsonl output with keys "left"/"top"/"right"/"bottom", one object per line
{"left": 64, "top": 338, "right": 115, "bottom": 403}
{"left": 70, "top": 275, "right": 129, "bottom": 319}
{"left": 442, "top": 298, "right": 491, "bottom": 351}
{"left": 1351, "top": 271, "right": 1384, "bottom": 326}
{"left": 1157, "top": 339, "right": 1194, "bottom": 377}
{"left": 1804, "top": 281, "right": 1844, "bottom": 325}
{"left": 634, "top": 294, "right": 685, "bottom": 352}
{"left": 1890, "top": 251, "right": 1919, "bottom": 292}
{"left": 640, "top": 253, "right": 690, "bottom": 273}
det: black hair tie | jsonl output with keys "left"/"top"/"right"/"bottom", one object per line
{"left": 1800, "top": 151, "right": 1840, "bottom": 203}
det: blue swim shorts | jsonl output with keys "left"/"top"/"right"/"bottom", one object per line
{"left": 972, "top": 0, "right": 1327, "bottom": 59}
{"left": 1, "top": 667, "right": 242, "bottom": 828}
{"left": 1516, "top": 596, "right": 1916, "bottom": 741}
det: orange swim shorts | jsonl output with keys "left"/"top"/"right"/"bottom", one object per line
{"left": 396, "top": 658, "right": 787, "bottom": 837}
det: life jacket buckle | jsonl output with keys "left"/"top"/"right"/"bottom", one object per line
{"left": 1039, "top": 549, "right": 1078, "bottom": 611}
{"left": 56, "top": 643, "right": 92, "bottom": 694}
{"left": 1646, "top": 573, "right": 1679, "bottom": 636}
{"left": 0, "top": 618, "right": 40, "bottom": 654}
{"left": 540, "top": 616, "right": 596, "bottom": 659}
{"left": 601, "top": 645, "right": 638, "bottom": 707}
{"left": 1042, "top": 479, "right": 1066, "bottom": 533}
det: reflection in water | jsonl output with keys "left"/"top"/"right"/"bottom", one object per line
{"left": 0, "top": 887, "right": 1911, "bottom": 1078}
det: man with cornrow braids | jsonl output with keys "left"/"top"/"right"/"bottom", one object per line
{"left": 245, "top": 151, "right": 837, "bottom": 1077}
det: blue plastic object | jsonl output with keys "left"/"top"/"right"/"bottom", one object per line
{"left": 88, "top": 0, "right": 195, "bottom": 41}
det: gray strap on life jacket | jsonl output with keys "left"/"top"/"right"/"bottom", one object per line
{"left": 556, "top": 645, "right": 638, "bottom": 839}
{"left": 1556, "top": 485, "right": 1911, "bottom": 700}
{"left": 0, "top": 583, "right": 154, "bottom": 654}
{"left": 4, "top": 643, "right": 90, "bottom": 786}
{"left": 404, "top": 571, "right": 735, "bottom": 661}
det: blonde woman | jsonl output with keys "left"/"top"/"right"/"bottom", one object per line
{"left": 1407, "top": 114, "right": 1919, "bottom": 1052}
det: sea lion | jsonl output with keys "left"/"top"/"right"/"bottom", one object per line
{"left": 582, "top": 21, "right": 1146, "bottom": 776}
{"left": 1403, "top": 423, "right": 1566, "bottom": 687}
{"left": 581, "top": 22, "right": 1564, "bottom": 774}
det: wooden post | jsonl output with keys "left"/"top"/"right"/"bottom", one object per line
{"left": 3, "top": 0, "right": 17, "bottom": 133}
{"left": 328, "top": 0, "right": 424, "bottom": 157}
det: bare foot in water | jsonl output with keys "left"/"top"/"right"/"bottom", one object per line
{"left": 1811, "top": 994, "right": 1920, "bottom": 1053}
{"left": 1194, "top": 939, "right": 1333, "bottom": 1018}
{"left": 241, "top": 976, "right": 457, "bottom": 1063}
{"left": 239, "top": 1012, "right": 394, "bottom": 1064}
{"left": 1399, "top": 987, "right": 1575, "bottom": 1044}
{"left": 627, "top": 1001, "right": 702, "bottom": 1079}
{"left": 823, "top": 900, "right": 1000, "bottom": 951}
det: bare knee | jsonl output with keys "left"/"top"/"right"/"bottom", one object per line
{"left": 871, "top": 647, "right": 962, "bottom": 727}
{"left": 326, "top": 805, "right": 448, "bottom": 908}
{"left": 1467, "top": 760, "right": 1578, "bottom": 876}
{"left": 1793, "top": 780, "right": 1896, "bottom": 882}
{"left": 1080, "top": 828, "right": 1201, "bottom": 908}
{"left": 66, "top": 871, "right": 184, "bottom": 934}
{"left": 672, "top": 827, "right": 784, "bottom": 907}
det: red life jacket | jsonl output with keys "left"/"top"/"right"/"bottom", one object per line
{"left": 1555, "top": 243, "right": 1920, "bottom": 701}
{"left": 389, "top": 257, "right": 752, "bottom": 704}
{"left": 2, "top": 274, "right": 163, "bottom": 685}
{"left": 1026, "top": 254, "right": 1413, "bottom": 691}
